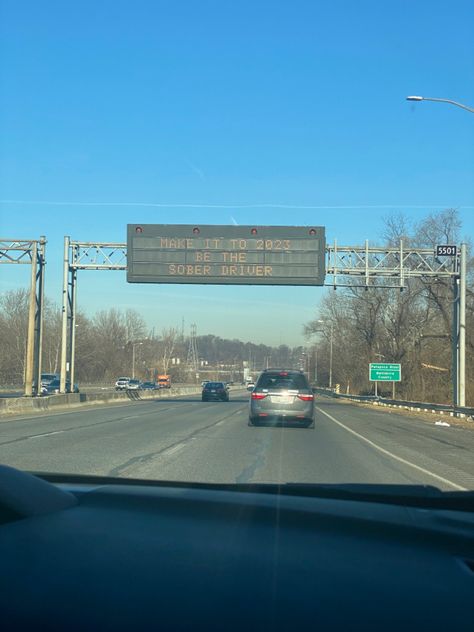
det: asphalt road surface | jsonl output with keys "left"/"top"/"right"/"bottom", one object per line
{"left": 0, "top": 391, "right": 473, "bottom": 491}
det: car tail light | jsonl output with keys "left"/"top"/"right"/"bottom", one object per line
{"left": 251, "top": 392, "right": 267, "bottom": 400}
{"left": 297, "top": 393, "right": 314, "bottom": 401}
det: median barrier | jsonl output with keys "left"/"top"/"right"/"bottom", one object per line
{"left": 0, "top": 386, "right": 203, "bottom": 417}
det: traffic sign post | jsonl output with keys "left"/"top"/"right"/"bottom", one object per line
{"left": 369, "top": 363, "right": 401, "bottom": 398}
{"left": 127, "top": 224, "right": 326, "bottom": 286}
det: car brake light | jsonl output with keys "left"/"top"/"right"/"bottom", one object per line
{"left": 297, "top": 394, "right": 314, "bottom": 401}
{"left": 251, "top": 392, "right": 267, "bottom": 400}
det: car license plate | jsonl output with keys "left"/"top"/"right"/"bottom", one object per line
{"left": 272, "top": 395, "right": 293, "bottom": 404}
{"left": 211, "top": 390, "right": 216, "bottom": 393}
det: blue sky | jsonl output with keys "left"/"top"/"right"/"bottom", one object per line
{"left": 1, "top": 0, "right": 473, "bottom": 346}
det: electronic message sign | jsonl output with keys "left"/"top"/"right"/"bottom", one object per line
{"left": 127, "top": 224, "right": 326, "bottom": 285}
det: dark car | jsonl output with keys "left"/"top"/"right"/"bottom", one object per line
{"left": 41, "top": 379, "right": 79, "bottom": 395}
{"left": 249, "top": 369, "right": 314, "bottom": 427}
{"left": 201, "top": 381, "right": 229, "bottom": 402}
{"left": 139, "top": 382, "right": 157, "bottom": 390}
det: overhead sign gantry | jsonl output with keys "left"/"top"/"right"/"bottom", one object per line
{"left": 54, "top": 228, "right": 466, "bottom": 411}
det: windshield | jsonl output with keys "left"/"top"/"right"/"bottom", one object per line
{"left": 257, "top": 373, "right": 309, "bottom": 391}
{"left": 0, "top": 0, "right": 473, "bottom": 497}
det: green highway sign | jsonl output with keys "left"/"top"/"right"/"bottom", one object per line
{"left": 369, "top": 363, "right": 401, "bottom": 382}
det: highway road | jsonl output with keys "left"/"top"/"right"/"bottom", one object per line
{"left": 0, "top": 390, "right": 473, "bottom": 491}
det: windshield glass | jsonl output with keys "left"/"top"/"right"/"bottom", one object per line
{"left": 0, "top": 0, "right": 473, "bottom": 496}
{"left": 257, "top": 373, "right": 309, "bottom": 390}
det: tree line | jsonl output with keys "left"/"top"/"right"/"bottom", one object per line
{"left": 304, "top": 210, "right": 473, "bottom": 405}
{"left": 0, "top": 294, "right": 304, "bottom": 386}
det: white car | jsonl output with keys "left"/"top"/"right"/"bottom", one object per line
{"left": 115, "top": 377, "right": 131, "bottom": 391}
{"left": 127, "top": 379, "right": 141, "bottom": 390}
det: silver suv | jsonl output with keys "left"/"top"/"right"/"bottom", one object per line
{"left": 249, "top": 369, "right": 315, "bottom": 428}
{"left": 115, "top": 377, "right": 131, "bottom": 391}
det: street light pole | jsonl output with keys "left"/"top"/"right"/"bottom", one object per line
{"left": 406, "top": 96, "right": 474, "bottom": 113}
{"left": 310, "top": 319, "right": 334, "bottom": 389}
{"left": 132, "top": 342, "right": 143, "bottom": 379}
{"left": 406, "top": 95, "right": 469, "bottom": 409}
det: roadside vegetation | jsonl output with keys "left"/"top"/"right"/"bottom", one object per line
{"left": 0, "top": 297, "right": 304, "bottom": 386}
{"left": 304, "top": 210, "right": 473, "bottom": 405}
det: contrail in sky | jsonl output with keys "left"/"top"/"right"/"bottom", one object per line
{"left": 1, "top": 200, "right": 471, "bottom": 209}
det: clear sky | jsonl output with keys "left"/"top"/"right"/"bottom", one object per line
{"left": 1, "top": 0, "right": 473, "bottom": 347}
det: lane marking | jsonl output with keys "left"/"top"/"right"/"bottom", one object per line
{"left": 162, "top": 443, "right": 186, "bottom": 457}
{"left": 27, "top": 430, "right": 65, "bottom": 439}
{"left": 316, "top": 406, "right": 467, "bottom": 491}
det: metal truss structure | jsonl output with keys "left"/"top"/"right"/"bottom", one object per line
{"left": 324, "top": 241, "right": 467, "bottom": 407}
{"left": 326, "top": 240, "right": 459, "bottom": 288}
{"left": 69, "top": 241, "right": 127, "bottom": 270}
{"left": 186, "top": 324, "right": 199, "bottom": 375}
{"left": 0, "top": 238, "right": 46, "bottom": 396}
{"left": 3, "top": 236, "right": 464, "bottom": 408}
{"left": 59, "top": 239, "right": 127, "bottom": 393}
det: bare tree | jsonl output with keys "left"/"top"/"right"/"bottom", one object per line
{"left": 304, "top": 209, "right": 473, "bottom": 404}
{"left": 0, "top": 289, "right": 29, "bottom": 384}
{"left": 157, "top": 327, "right": 178, "bottom": 374}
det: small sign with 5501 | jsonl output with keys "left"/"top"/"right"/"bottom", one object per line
{"left": 436, "top": 245, "right": 457, "bottom": 256}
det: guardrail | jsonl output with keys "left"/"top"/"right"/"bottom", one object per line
{"left": 312, "top": 387, "right": 474, "bottom": 420}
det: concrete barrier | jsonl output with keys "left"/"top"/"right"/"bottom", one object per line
{"left": 0, "top": 386, "right": 202, "bottom": 417}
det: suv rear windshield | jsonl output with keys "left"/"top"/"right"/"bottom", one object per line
{"left": 256, "top": 372, "right": 309, "bottom": 390}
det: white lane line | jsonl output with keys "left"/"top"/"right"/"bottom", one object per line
{"left": 28, "top": 430, "right": 65, "bottom": 439}
{"left": 316, "top": 407, "right": 467, "bottom": 491}
{"left": 162, "top": 443, "right": 186, "bottom": 457}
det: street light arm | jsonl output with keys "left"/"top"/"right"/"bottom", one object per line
{"left": 406, "top": 95, "right": 474, "bottom": 113}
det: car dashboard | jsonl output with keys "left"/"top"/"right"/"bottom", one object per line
{"left": 0, "top": 465, "right": 473, "bottom": 631}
